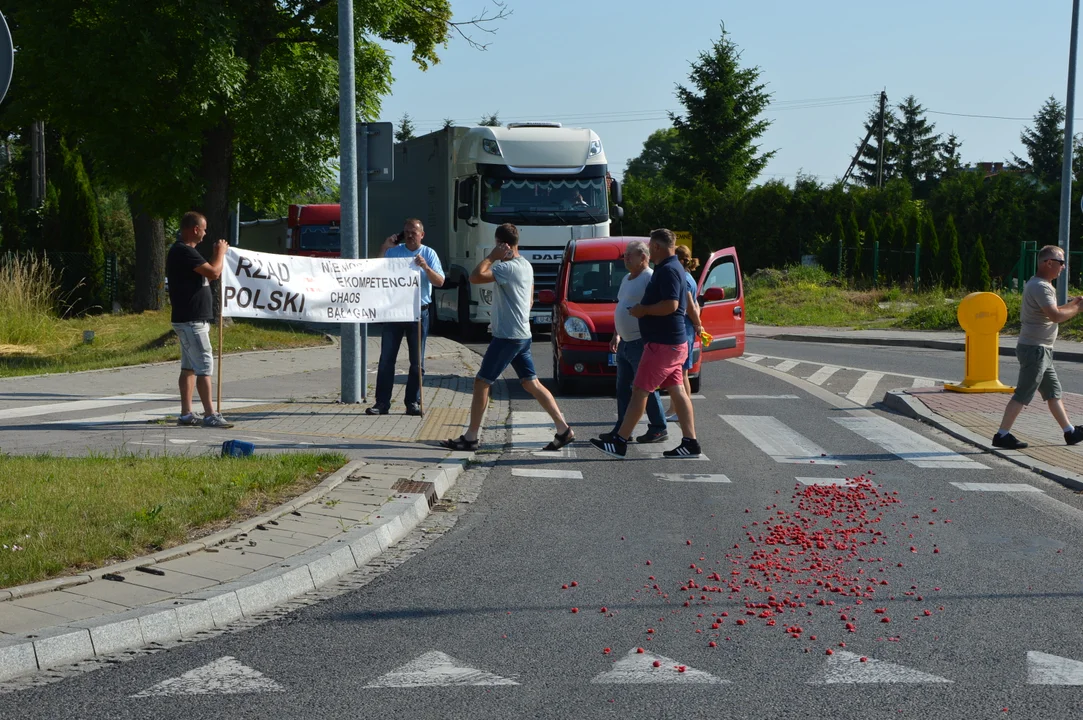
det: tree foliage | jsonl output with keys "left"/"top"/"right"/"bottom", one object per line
{"left": 894, "top": 95, "right": 942, "bottom": 190}
{"left": 1012, "top": 96, "right": 1066, "bottom": 185}
{"left": 668, "top": 25, "right": 774, "bottom": 194}
{"left": 395, "top": 112, "right": 417, "bottom": 142}
{"left": 852, "top": 101, "right": 898, "bottom": 188}
{"left": 968, "top": 234, "right": 992, "bottom": 291}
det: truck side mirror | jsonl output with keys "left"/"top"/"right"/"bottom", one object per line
{"left": 458, "top": 178, "right": 474, "bottom": 205}
{"left": 537, "top": 289, "right": 556, "bottom": 304}
{"left": 457, "top": 206, "right": 473, "bottom": 221}
{"left": 609, "top": 179, "right": 622, "bottom": 205}
{"left": 612, "top": 206, "right": 624, "bottom": 220}
{"left": 703, "top": 287, "right": 725, "bottom": 302}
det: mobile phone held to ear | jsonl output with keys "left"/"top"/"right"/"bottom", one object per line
{"left": 395, "top": 231, "right": 405, "bottom": 244}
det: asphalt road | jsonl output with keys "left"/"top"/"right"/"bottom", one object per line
{"left": 5, "top": 337, "right": 1083, "bottom": 718}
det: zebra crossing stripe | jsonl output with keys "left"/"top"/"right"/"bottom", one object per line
{"left": 911, "top": 377, "right": 938, "bottom": 388}
{"left": 805, "top": 366, "right": 840, "bottom": 386}
{"left": 774, "top": 360, "right": 800, "bottom": 372}
{"left": 654, "top": 473, "right": 730, "bottom": 483}
{"left": 509, "top": 411, "right": 558, "bottom": 452}
{"left": 845, "top": 372, "right": 884, "bottom": 406}
{"left": 795, "top": 477, "right": 854, "bottom": 486}
{"left": 720, "top": 415, "right": 842, "bottom": 465}
{"left": 511, "top": 468, "right": 583, "bottom": 479}
{"left": 742, "top": 354, "right": 764, "bottom": 363}
{"left": 833, "top": 416, "right": 986, "bottom": 469}
{"left": 1027, "top": 651, "right": 1083, "bottom": 684}
{"left": 950, "top": 482, "right": 1040, "bottom": 492}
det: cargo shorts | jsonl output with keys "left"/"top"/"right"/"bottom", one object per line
{"left": 1012, "top": 343, "right": 1062, "bottom": 405}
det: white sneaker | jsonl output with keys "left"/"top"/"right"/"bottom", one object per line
{"left": 177, "top": 413, "right": 202, "bottom": 427}
{"left": 202, "top": 413, "right": 235, "bottom": 429}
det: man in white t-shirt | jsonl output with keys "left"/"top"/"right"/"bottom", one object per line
{"left": 440, "top": 223, "right": 573, "bottom": 452}
{"left": 610, "top": 239, "right": 668, "bottom": 442}
{"left": 993, "top": 244, "right": 1083, "bottom": 449}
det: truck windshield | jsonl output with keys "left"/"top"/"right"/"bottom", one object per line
{"left": 299, "top": 225, "right": 341, "bottom": 252}
{"left": 567, "top": 260, "right": 627, "bottom": 303}
{"left": 482, "top": 177, "right": 609, "bottom": 225}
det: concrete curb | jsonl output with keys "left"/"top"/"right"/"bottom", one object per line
{"left": 882, "top": 389, "right": 1083, "bottom": 493}
{"left": 760, "top": 331, "right": 1083, "bottom": 363}
{"left": 0, "top": 454, "right": 474, "bottom": 683}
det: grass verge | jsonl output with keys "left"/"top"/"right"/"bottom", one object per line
{"left": 0, "top": 452, "right": 347, "bottom": 588}
{"left": 745, "top": 265, "right": 1083, "bottom": 340}
{"left": 0, "top": 311, "right": 331, "bottom": 378}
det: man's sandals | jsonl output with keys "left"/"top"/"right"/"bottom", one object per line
{"left": 440, "top": 427, "right": 574, "bottom": 453}
{"left": 440, "top": 435, "right": 479, "bottom": 451}
{"left": 542, "top": 427, "right": 574, "bottom": 451}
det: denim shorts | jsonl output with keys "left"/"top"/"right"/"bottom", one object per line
{"left": 683, "top": 337, "right": 695, "bottom": 370}
{"left": 172, "top": 321, "right": 214, "bottom": 376}
{"left": 477, "top": 337, "right": 537, "bottom": 385}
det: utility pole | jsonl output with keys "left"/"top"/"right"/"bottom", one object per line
{"left": 1058, "top": 0, "right": 1081, "bottom": 305}
{"left": 876, "top": 90, "right": 887, "bottom": 189}
{"left": 338, "top": 0, "right": 362, "bottom": 403}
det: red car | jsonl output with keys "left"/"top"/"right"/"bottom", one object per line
{"left": 539, "top": 236, "right": 745, "bottom": 394}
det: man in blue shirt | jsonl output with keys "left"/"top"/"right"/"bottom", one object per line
{"left": 366, "top": 218, "right": 445, "bottom": 416}
{"left": 590, "top": 228, "right": 701, "bottom": 458}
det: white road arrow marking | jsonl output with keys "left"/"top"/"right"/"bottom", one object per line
{"left": 365, "top": 651, "right": 518, "bottom": 687}
{"left": 1027, "top": 651, "right": 1083, "bottom": 684}
{"left": 592, "top": 648, "right": 727, "bottom": 684}
{"left": 807, "top": 651, "right": 952, "bottom": 684}
{"left": 132, "top": 656, "right": 285, "bottom": 697}
{"left": 654, "top": 473, "right": 731, "bottom": 483}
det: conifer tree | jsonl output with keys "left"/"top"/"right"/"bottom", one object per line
{"left": 944, "top": 215, "right": 964, "bottom": 289}
{"left": 968, "top": 234, "right": 992, "bottom": 291}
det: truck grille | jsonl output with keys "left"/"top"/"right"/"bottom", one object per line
{"left": 533, "top": 261, "right": 561, "bottom": 309}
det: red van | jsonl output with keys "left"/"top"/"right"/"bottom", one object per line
{"left": 538, "top": 237, "right": 745, "bottom": 394}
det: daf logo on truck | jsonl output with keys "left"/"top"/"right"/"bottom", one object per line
{"left": 367, "top": 121, "right": 621, "bottom": 338}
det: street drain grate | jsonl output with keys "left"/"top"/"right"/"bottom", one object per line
{"left": 391, "top": 479, "right": 437, "bottom": 508}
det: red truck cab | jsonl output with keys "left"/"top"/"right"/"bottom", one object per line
{"left": 287, "top": 204, "right": 341, "bottom": 257}
{"left": 542, "top": 236, "right": 745, "bottom": 394}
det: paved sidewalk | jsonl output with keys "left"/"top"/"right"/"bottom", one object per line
{"left": 0, "top": 333, "right": 519, "bottom": 683}
{"left": 884, "top": 387, "right": 1083, "bottom": 492}
{"left": 748, "top": 323, "right": 1083, "bottom": 362}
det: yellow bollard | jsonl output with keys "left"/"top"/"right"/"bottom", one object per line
{"left": 944, "top": 292, "right": 1014, "bottom": 393}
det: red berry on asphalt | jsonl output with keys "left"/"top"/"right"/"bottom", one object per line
{"left": 571, "top": 607, "right": 579, "bottom": 613}
{"left": 709, "top": 641, "right": 717, "bottom": 647}
{"left": 600, "top": 607, "right": 607, "bottom": 613}
{"left": 637, "top": 647, "right": 645, "bottom": 654}
{"left": 562, "top": 584, "right": 568, "bottom": 590}
{"left": 653, "top": 660, "right": 662, "bottom": 668}
{"left": 603, "top": 648, "right": 611, "bottom": 655}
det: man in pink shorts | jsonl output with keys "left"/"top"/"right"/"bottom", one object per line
{"left": 590, "top": 228, "right": 700, "bottom": 458}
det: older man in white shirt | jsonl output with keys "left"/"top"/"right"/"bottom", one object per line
{"left": 609, "top": 239, "right": 668, "bottom": 443}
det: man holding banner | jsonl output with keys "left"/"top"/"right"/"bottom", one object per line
{"left": 366, "top": 219, "right": 444, "bottom": 416}
{"left": 166, "top": 211, "right": 234, "bottom": 429}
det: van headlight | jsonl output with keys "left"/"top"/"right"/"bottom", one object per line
{"left": 482, "top": 139, "right": 502, "bottom": 156}
{"left": 588, "top": 139, "right": 602, "bottom": 157}
{"left": 563, "top": 316, "right": 591, "bottom": 340}
{"left": 478, "top": 288, "right": 493, "bottom": 305}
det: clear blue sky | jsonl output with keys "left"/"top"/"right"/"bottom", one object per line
{"left": 375, "top": 0, "right": 1081, "bottom": 184}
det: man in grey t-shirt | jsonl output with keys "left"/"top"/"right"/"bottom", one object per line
{"left": 440, "top": 223, "right": 574, "bottom": 452}
{"left": 610, "top": 239, "right": 667, "bottom": 441}
{"left": 993, "top": 244, "right": 1083, "bottom": 449}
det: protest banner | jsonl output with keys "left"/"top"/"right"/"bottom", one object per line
{"left": 221, "top": 248, "right": 420, "bottom": 323}
{"left": 218, "top": 248, "right": 424, "bottom": 413}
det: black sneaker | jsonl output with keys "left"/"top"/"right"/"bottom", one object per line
{"left": 364, "top": 405, "right": 389, "bottom": 416}
{"left": 663, "top": 437, "right": 702, "bottom": 458}
{"left": 991, "top": 432, "right": 1028, "bottom": 450}
{"left": 590, "top": 434, "right": 627, "bottom": 458}
{"left": 636, "top": 428, "right": 669, "bottom": 444}
{"left": 1066, "top": 427, "right": 1083, "bottom": 446}
{"left": 405, "top": 404, "right": 422, "bottom": 416}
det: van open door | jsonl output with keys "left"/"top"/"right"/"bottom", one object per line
{"left": 696, "top": 247, "right": 745, "bottom": 362}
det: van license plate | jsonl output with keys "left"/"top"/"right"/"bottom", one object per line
{"left": 533, "top": 314, "right": 551, "bottom": 324}
{"left": 607, "top": 353, "right": 616, "bottom": 367}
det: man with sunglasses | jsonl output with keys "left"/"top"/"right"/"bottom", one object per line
{"left": 993, "top": 245, "right": 1083, "bottom": 450}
